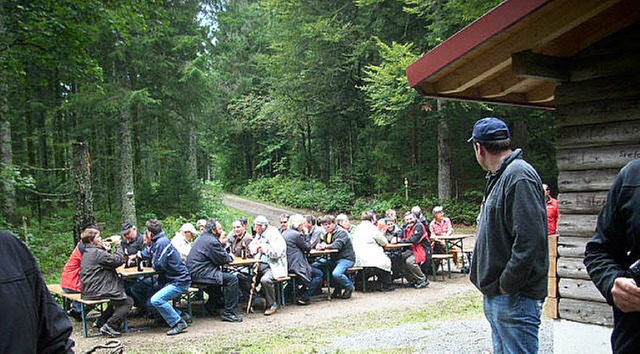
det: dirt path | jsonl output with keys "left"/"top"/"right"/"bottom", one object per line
{"left": 71, "top": 277, "right": 478, "bottom": 353}
{"left": 223, "top": 194, "right": 310, "bottom": 225}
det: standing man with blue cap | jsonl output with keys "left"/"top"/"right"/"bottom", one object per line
{"left": 468, "top": 117, "right": 548, "bottom": 354}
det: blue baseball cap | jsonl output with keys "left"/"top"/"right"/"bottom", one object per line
{"left": 467, "top": 117, "right": 510, "bottom": 142}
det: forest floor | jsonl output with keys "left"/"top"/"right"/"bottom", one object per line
{"left": 69, "top": 195, "right": 553, "bottom": 353}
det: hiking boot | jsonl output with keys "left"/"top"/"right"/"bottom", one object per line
{"left": 264, "top": 305, "right": 278, "bottom": 316}
{"left": 100, "top": 323, "right": 122, "bottom": 338}
{"left": 166, "top": 319, "right": 188, "bottom": 336}
{"left": 414, "top": 280, "right": 430, "bottom": 289}
{"left": 341, "top": 288, "right": 354, "bottom": 299}
{"left": 220, "top": 311, "right": 243, "bottom": 322}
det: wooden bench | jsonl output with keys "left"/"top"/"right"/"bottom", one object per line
{"left": 47, "top": 284, "right": 115, "bottom": 338}
{"left": 431, "top": 254, "right": 454, "bottom": 281}
{"left": 274, "top": 276, "right": 291, "bottom": 307}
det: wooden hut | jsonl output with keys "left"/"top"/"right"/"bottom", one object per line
{"left": 406, "top": 0, "right": 640, "bottom": 348}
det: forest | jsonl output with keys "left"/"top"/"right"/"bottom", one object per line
{"left": 0, "top": 0, "right": 557, "bottom": 274}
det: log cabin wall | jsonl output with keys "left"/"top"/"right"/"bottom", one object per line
{"left": 553, "top": 22, "right": 640, "bottom": 326}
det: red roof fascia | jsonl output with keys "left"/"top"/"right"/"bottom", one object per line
{"left": 406, "top": 0, "right": 552, "bottom": 88}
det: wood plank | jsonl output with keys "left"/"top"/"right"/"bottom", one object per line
{"left": 556, "top": 95, "right": 640, "bottom": 127}
{"left": 559, "top": 278, "right": 606, "bottom": 302}
{"left": 557, "top": 120, "right": 640, "bottom": 149}
{"left": 571, "top": 48, "right": 640, "bottom": 82}
{"left": 558, "top": 169, "right": 618, "bottom": 192}
{"left": 557, "top": 257, "right": 591, "bottom": 280}
{"left": 549, "top": 256, "right": 557, "bottom": 277}
{"left": 548, "top": 276, "right": 557, "bottom": 298}
{"left": 559, "top": 298, "right": 612, "bottom": 326}
{"left": 555, "top": 74, "right": 640, "bottom": 106}
{"left": 545, "top": 296, "right": 558, "bottom": 319}
{"left": 557, "top": 145, "right": 640, "bottom": 171}
{"left": 512, "top": 50, "right": 569, "bottom": 82}
{"left": 558, "top": 237, "right": 589, "bottom": 258}
{"left": 558, "top": 214, "right": 598, "bottom": 237}
{"left": 549, "top": 234, "right": 558, "bottom": 258}
{"left": 558, "top": 191, "right": 608, "bottom": 214}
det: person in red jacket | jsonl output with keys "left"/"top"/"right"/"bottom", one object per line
{"left": 544, "top": 184, "right": 561, "bottom": 235}
{"left": 60, "top": 239, "right": 87, "bottom": 321}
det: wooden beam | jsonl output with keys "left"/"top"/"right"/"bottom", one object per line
{"left": 559, "top": 298, "right": 612, "bottom": 326}
{"left": 558, "top": 214, "right": 598, "bottom": 237}
{"left": 558, "top": 169, "right": 618, "bottom": 192}
{"left": 557, "top": 145, "right": 640, "bottom": 171}
{"left": 558, "top": 191, "right": 608, "bottom": 214}
{"left": 559, "top": 278, "right": 606, "bottom": 302}
{"left": 526, "top": 81, "right": 556, "bottom": 103}
{"left": 429, "top": 0, "right": 621, "bottom": 94}
{"left": 512, "top": 50, "right": 569, "bottom": 81}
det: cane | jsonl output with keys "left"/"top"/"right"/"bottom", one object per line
{"left": 246, "top": 252, "right": 262, "bottom": 314}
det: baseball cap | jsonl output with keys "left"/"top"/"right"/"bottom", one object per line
{"left": 120, "top": 221, "right": 134, "bottom": 235}
{"left": 254, "top": 215, "right": 269, "bottom": 226}
{"left": 467, "top": 117, "right": 510, "bottom": 142}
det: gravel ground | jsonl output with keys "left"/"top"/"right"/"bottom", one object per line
{"left": 324, "top": 316, "right": 554, "bottom": 353}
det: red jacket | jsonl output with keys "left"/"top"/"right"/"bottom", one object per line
{"left": 402, "top": 222, "right": 430, "bottom": 263}
{"left": 546, "top": 197, "right": 560, "bottom": 235}
{"left": 60, "top": 243, "right": 84, "bottom": 292}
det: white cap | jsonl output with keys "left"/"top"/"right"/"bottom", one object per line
{"left": 179, "top": 223, "right": 197, "bottom": 234}
{"left": 254, "top": 215, "right": 269, "bottom": 226}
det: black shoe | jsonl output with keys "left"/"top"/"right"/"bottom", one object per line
{"left": 414, "top": 280, "right": 430, "bottom": 289}
{"left": 181, "top": 312, "right": 193, "bottom": 324}
{"left": 404, "top": 282, "right": 416, "bottom": 288}
{"left": 296, "top": 298, "right": 310, "bottom": 305}
{"left": 220, "top": 311, "right": 243, "bottom": 323}
{"left": 67, "top": 309, "right": 82, "bottom": 322}
{"left": 382, "top": 285, "right": 396, "bottom": 292}
{"left": 341, "top": 288, "right": 353, "bottom": 299}
{"left": 100, "top": 323, "right": 122, "bottom": 338}
{"left": 167, "top": 319, "right": 188, "bottom": 336}
{"left": 330, "top": 289, "right": 343, "bottom": 299}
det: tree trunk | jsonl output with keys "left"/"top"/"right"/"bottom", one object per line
{"left": 436, "top": 99, "right": 452, "bottom": 201}
{"left": 187, "top": 112, "right": 198, "bottom": 182}
{"left": 73, "top": 142, "right": 95, "bottom": 244}
{"left": 118, "top": 110, "right": 137, "bottom": 224}
{"left": 0, "top": 119, "right": 17, "bottom": 225}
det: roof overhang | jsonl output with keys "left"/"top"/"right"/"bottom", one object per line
{"left": 406, "top": 0, "right": 640, "bottom": 109}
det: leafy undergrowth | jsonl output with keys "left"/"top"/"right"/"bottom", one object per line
{"left": 128, "top": 291, "right": 483, "bottom": 354}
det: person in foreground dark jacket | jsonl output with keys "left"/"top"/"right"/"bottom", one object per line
{"left": 0, "top": 230, "right": 74, "bottom": 353}
{"left": 187, "top": 219, "right": 242, "bottom": 322}
{"left": 584, "top": 159, "right": 640, "bottom": 354}
{"left": 80, "top": 226, "right": 133, "bottom": 337}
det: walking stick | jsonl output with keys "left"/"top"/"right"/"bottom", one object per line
{"left": 246, "top": 252, "right": 262, "bottom": 314}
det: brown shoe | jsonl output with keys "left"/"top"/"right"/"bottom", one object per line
{"left": 264, "top": 305, "right": 278, "bottom": 316}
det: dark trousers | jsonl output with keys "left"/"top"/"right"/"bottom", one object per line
{"left": 202, "top": 272, "right": 240, "bottom": 314}
{"left": 100, "top": 296, "right": 134, "bottom": 328}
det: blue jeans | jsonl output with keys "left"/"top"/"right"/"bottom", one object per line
{"left": 148, "top": 283, "right": 188, "bottom": 327}
{"left": 483, "top": 293, "right": 543, "bottom": 354}
{"left": 332, "top": 258, "right": 355, "bottom": 291}
{"left": 302, "top": 267, "right": 324, "bottom": 301}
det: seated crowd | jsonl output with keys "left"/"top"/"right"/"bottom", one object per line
{"left": 60, "top": 205, "right": 460, "bottom": 337}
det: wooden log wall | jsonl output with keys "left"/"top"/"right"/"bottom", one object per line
{"left": 552, "top": 23, "right": 640, "bottom": 326}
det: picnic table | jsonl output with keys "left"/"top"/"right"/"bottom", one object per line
{"left": 431, "top": 234, "right": 473, "bottom": 273}
{"left": 116, "top": 266, "right": 156, "bottom": 279}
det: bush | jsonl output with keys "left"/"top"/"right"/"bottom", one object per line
{"left": 241, "top": 176, "right": 354, "bottom": 212}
